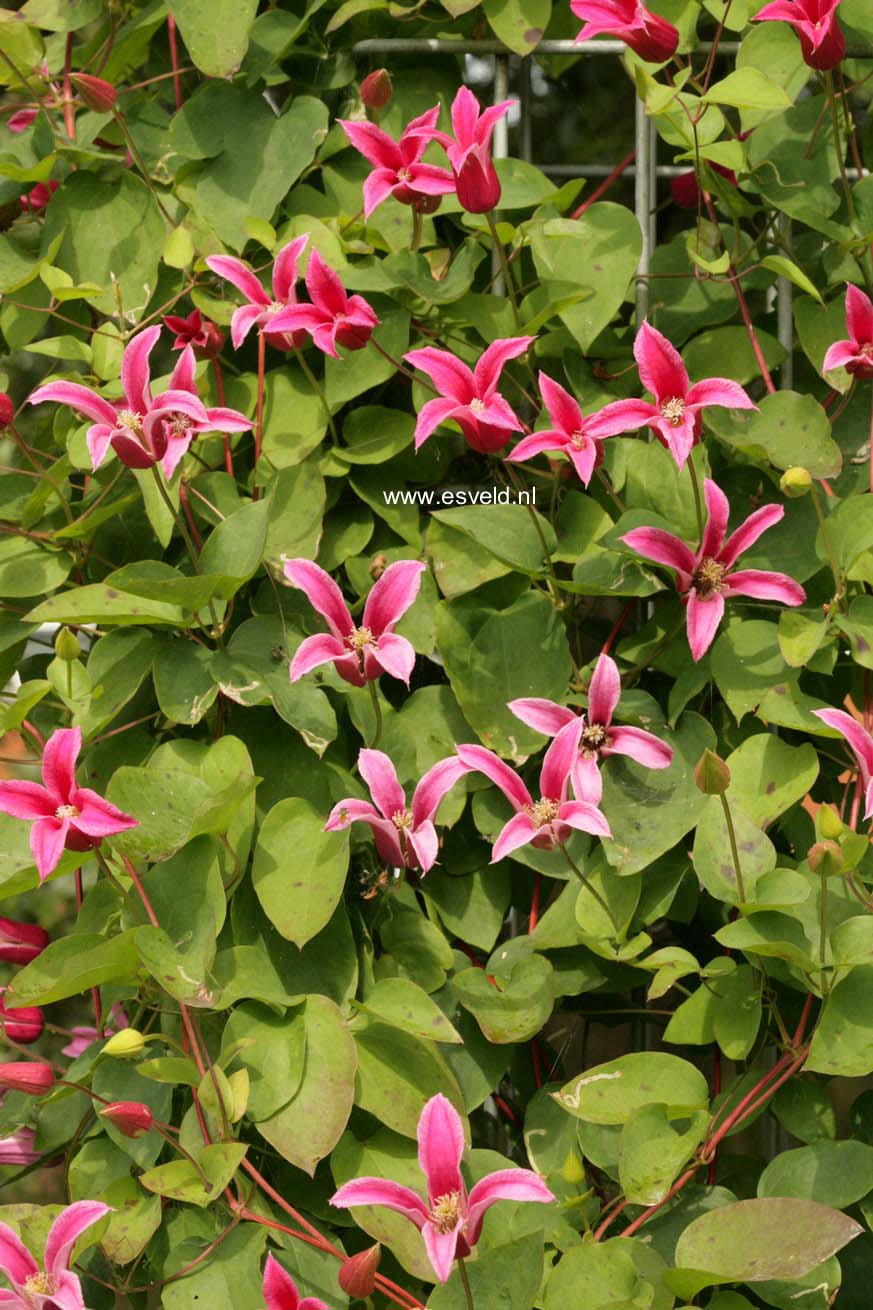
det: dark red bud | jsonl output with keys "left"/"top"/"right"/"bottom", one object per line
{"left": 0, "top": 395, "right": 14, "bottom": 430}
{"left": 360, "top": 69, "right": 392, "bottom": 110}
{"left": 70, "top": 73, "right": 117, "bottom": 113}
{"left": 0, "top": 1061, "right": 54, "bottom": 1095}
{"left": 99, "top": 1100, "right": 154, "bottom": 1138}
{"left": 338, "top": 1244, "right": 381, "bottom": 1298}
{"left": 0, "top": 1001, "right": 44, "bottom": 1045}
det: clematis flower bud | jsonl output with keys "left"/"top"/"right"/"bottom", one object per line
{"left": 0, "top": 1128, "right": 39, "bottom": 1166}
{"left": 808, "top": 840, "right": 843, "bottom": 878}
{"left": 694, "top": 749, "right": 731, "bottom": 795}
{"left": 780, "top": 466, "right": 812, "bottom": 498}
{"left": 360, "top": 69, "right": 392, "bottom": 111}
{"left": 0, "top": 394, "right": 14, "bottom": 429}
{"left": 818, "top": 804, "right": 843, "bottom": 840}
{"left": 99, "top": 1100, "right": 154, "bottom": 1138}
{"left": 0, "top": 1061, "right": 54, "bottom": 1095}
{"left": 101, "top": 1027, "right": 145, "bottom": 1059}
{"left": 0, "top": 999, "right": 44, "bottom": 1044}
{"left": 0, "top": 917, "right": 48, "bottom": 965}
{"left": 54, "top": 627, "right": 81, "bottom": 662}
{"left": 70, "top": 73, "right": 117, "bottom": 113}
{"left": 338, "top": 1244, "right": 381, "bottom": 1298}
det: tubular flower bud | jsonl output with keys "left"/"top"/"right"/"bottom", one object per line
{"left": 0, "top": 394, "right": 14, "bottom": 429}
{"left": 694, "top": 749, "right": 731, "bottom": 795}
{"left": 54, "top": 627, "right": 81, "bottom": 662}
{"left": 780, "top": 466, "right": 812, "bottom": 498}
{"left": 70, "top": 73, "right": 117, "bottom": 113}
{"left": 338, "top": 1244, "right": 381, "bottom": 1298}
{"left": 101, "top": 1027, "right": 146, "bottom": 1059}
{"left": 0, "top": 917, "right": 48, "bottom": 965}
{"left": 360, "top": 69, "right": 392, "bottom": 110}
{"left": 99, "top": 1100, "right": 154, "bottom": 1138}
{"left": 0, "top": 1061, "right": 55, "bottom": 1095}
{"left": 808, "top": 840, "right": 843, "bottom": 878}
{"left": 0, "top": 999, "right": 44, "bottom": 1045}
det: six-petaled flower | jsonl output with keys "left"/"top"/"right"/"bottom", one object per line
{"left": 507, "top": 371, "right": 614, "bottom": 484}
{"left": 424, "top": 86, "right": 513, "bottom": 214}
{"left": 206, "top": 236, "right": 312, "bottom": 350}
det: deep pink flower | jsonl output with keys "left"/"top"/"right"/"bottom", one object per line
{"left": 286, "top": 558, "right": 425, "bottom": 687}
{"left": 592, "top": 321, "right": 758, "bottom": 469}
{"left": 0, "top": 727, "right": 137, "bottom": 882}
{"left": 326, "top": 749, "right": 467, "bottom": 873}
{"left": 339, "top": 107, "right": 455, "bottom": 218}
{"left": 404, "top": 338, "right": 533, "bottom": 453}
{"left": 262, "top": 1253, "right": 329, "bottom": 1310}
{"left": 360, "top": 68, "right": 392, "bottom": 111}
{"left": 29, "top": 327, "right": 249, "bottom": 478}
{"left": 62, "top": 1002, "right": 128, "bottom": 1061}
{"left": 622, "top": 478, "right": 805, "bottom": 661}
{"left": 21, "top": 179, "right": 58, "bottom": 214}
{"left": 754, "top": 0, "right": 845, "bottom": 70}
{"left": 162, "top": 308, "right": 225, "bottom": 361}
{"left": 206, "top": 236, "right": 311, "bottom": 350}
{"left": 267, "top": 251, "right": 379, "bottom": 359}
{"left": 812, "top": 709, "right": 873, "bottom": 819}
{"left": 570, "top": 0, "right": 679, "bottom": 63}
{"left": 507, "top": 372, "right": 612, "bottom": 484}
{"left": 0, "top": 1130, "right": 39, "bottom": 1168}
{"left": 822, "top": 284, "right": 873, "bottom": 379}
{"left": 0, "top": 918, "right": 48, "bottom": 965}
{"left": 456, "top": 717, "right": 611, "bottom": 861}
{"left": 426, "top": 87, "right": 512, "bottom": 214}
{"left": 508, "top": 654, "right": 673, "bottom": 804}
{"left": 0, "top": 1200, "right": 109, "bottom": 1309}
{"left": 7, "top": 109, "right": 38, "bottom": 134}
{"left": 0, "top": 394, "right": 13, "bottom": 430}
{"left": 331, "top": 1093, "right": 553, "bottom": 1283}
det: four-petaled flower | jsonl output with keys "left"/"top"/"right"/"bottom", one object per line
{"left": 592, "top": 321, "right": 758, "bottom": 469}
{"left": 206, "top": 236, "right": 312, "bottom": 350}
{"left": 622, "top": 478, "right": 806, "bottom": 661}
{"left": 754, "top": 0, "right": 845, "bottom": 70}
{"left": 425, "top": 87, "right": 513, "bottom": 214}
{"left": 507, "top": 371, "right": 613, "bottom": 484}
{"left": 0, "top": 1199, "right": 109, "bottom": 1310}
{"left": 331, "top": 1093, "right": 553, "bottom": 1283}
{"left": 285, "top": 558, "right": 425, "bottom": 686}
{"left": 162, "top": 308, "right": 225, "bottom": 361}
{"left": 508, "top": 653, "right": 673, "bottom": 804}
{"left": 262, "top": 1253, "right": 330, "bottom": 1310}
{"left": 455, "top": 717, "right": 611, "bottom": 861}
{"left": 269, "top": 251, "right": 379, "bottom": 359}
{"left": 326, "top": 749, "right": 468, "bottom": 873}
{"left": 0, "top": 727, "right": 137, "bottom": 883}
{"left": 822, "top": 284, "right": 873, "bottom": 380}
{"left": 570, "top": 0, "right": 679, "bottom": 64}
{"left": 812, "top": 708, "right": 873, "bottom": 820}
{"left": 404, "top": 338, "right": 534, "bottom": 453}
{"left": 339, "top": 107, "right": 456, "bottom": 218}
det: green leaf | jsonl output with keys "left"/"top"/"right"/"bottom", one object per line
{"left": 760, "top": 255, "right": 823, "bottom": 305}
{"left": 453, "top": 952, "right": 554, "bottom": 1043}
{"left": 723, "top": 734, "right": 819, "bottom": 827}
{"left": 0, "top": 538, "right": 72, "bottom": 598}
{"left": 707, "top": 390, "right": 842, "bottom": 479}
{"left": 360, "top": 978, "right": 462, "bottom": 1044}
{"left": 153, "top": 640, "right": 218, "bottom": 726}
{"left": 432, "top": 504, "right": 556, "bottom": 575}
{"left": 199, "top": 498, "right": 268, "bottom": 598}
{"left": 7, "top": 931, "right": 140, "bottom": 1006}
{"left": 221, "top": 1002, "right": 306, "bottom": 1120}
{"left": 105, "top": 768, "right": 211, "bottom": 862}
{"left": 25, "top": 584, "right": 186, "bottom": 628}
{"left": 544, "top": 1240, "right": 667, "bottom": 1310}
{"left": 139, "top": 1143, "right": 248, "bottom": 1207}
{"left": 704, "top": 68, "right": 793, "bottom": 111}
{"left": 353, "top": 1018, "right": 465, "bottom": 1138}
{"left": 167, "top": 0, "right": 258, "bottom": 77}
{"left": 431, "top": 1233, "right": 545, "bottom": 1310}
{"left": 554, "top": 1052, "right": 709, "bottom": 1125}
{"left": 482, "top": 0, "right": 550, "bottom": 55}
{"left": 808, "top": 966, "right": 873, "bottom": 1076}
{"left": 758, "top": 1140, "right": 873, "bottom": 1209}
{"left": 619, "top": 1104, "right": 709, "bottom": 1205}
{"left": 252, "top": 797, "right": 349, "bottom": 948}
{"left": 693, "top": 796, "right": 776, "bottom": 905}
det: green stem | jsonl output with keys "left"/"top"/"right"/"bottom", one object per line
{"left": 411, "top": 208, "right": 423, "bottom": 253}
{"left": 819, "top": 869, "right": 829, "bottom": 1000}
{"left": 687, "top": 457, "right": 705, "bottom": 545}
{"left": 294, "top": 346, "right": 337, "bottom": 445}
{"left": 457, "top": 1257, "right": 475, "bottom": 1310}
{"left": 719, "top": 791, "right": 746, "bottom": 905}
{"left": 560, "top": 845, "right": 620, "bottom": 935}
{"left": 484, "top": 209, "right": 521, "bottom": 329}
{"left": 620, "top": 615, "right": 685, "bottom": 684}
{"left": 367, "top": 678, "right": 383, "bottom": 748}
{"left": 502, "top": 461, "right": 560, "bottom": 601}
{"left": 809, "top": 481, "right": 843, "bottom": 608}
{"left": 112, "top": 110, "right": 174, "bottom": 225}
{"left": 149, "top": 465, "right": 224, "bottom": 645}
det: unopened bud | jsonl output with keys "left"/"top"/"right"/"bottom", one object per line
{"left": 0, "top": 917, "right": 48, "bottom": 965}
{"left": 0, "top": 394, "right": 13, "bottom": 430}
{"left": 360, "top": 69, "right": 392, "bottom": 111}
{"left": 101, "top": 1027, "right": 145, "bottom": 1059}
{"left": 54, "top": 627, "right": 81, "bottom": 662}
{"left": 338, "top": 1244, "right": 381, "bottom": 1298}
{"left": 0, "top": 1000, "right": 43, "bottom": 1045}
{"left": 818, "top": 804, "right": 843, "bottom": 840}
{"left": 414, "top": 193, "right": 442, "bottom": 216}
{"left": 99, "top": 1100, "right": 153, "bottom": 1138}
{"left": 694, "top": 749, "right": 731, "bottom": 795}
{"left": 369, "top": 552, "right": 388, "bottom": 580}
{"left": 70, "top": 73, "right": 117, "bottom": 113}
{"left": 0, "top": 1061, "right": 54, "bottom": 1095}
{"left": 780, "top": 466, "right": 812, "bottom": 499}
{"left": 808, "top": 840, "right": 843, "bottom": 878}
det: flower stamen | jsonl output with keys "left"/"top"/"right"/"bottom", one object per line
{"left": 55, "top": 804, "right": 79, "bottom": 820}
{"left": 692, "top": 556, "right": 727, "bottom": 597}
{"left": 660, "top": 397, "right": 686, "bottom": 426}
{"left": 429, "top": 1191, "right": 464, "bottom": 1234}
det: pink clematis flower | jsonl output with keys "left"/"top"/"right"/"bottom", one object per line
{"left": 812, "top": 709, "right": 873, "bottom": 820}
{"left": 29, "top": 326, "right": 249, "bottom": 478}
{"left": 822, "top": 284, "right": 873, "bottom": 380}
{"left": 339, "top": 107, "right": 456, "bottom": 218}
{"left": 456, "top": 717, "right": 611, "bottom": 861}
{"left": 262, "top": 1254, "right": 329, "bottom": 1310}
{"left": 162, "top": 308, "right": 225, "bottom": 361}
{"left": 404, "top": 338, "right": 534, "bottom": 453}
{"left": 508, "top": 654, "right": 673, "bottom": 805}
{"left": 507, "top": 371, "right": 612, "bottom": 485}
{"left": 206, "top": 236, "right": 311, "bottom": 350}
{"left": 0, "top": 1130, "right": 40, "bottom": 1167}
{"left": 754, "top": 0, "right": 845, "bottom": 70}
{"left": 325, "top": 749, "right": 468, "bottom": 873}
{"left": 267, "top": 251, "right": 379, "bottom": 359}
{"left": 331, "top": 1093, "right": 553, "bottom": 1283}
{"left": 285, "top": 558, "right": 425, "bottom": 687}
{"left": 0, "top": 1200, "right": 109, "bottom": 1309}
{"left": 570, "top": 0, "right": 679, "bottom": 63}
{"left": 591, "top": 321, "right": 758, "bottom": 469}
{"left": 425, "top": 87, "right": 513, "bottom": 214}
{"left": 62, "top": 1002, "right": 128, "bottom": 1061}
{"left": 0, "top": 727, "right": 137, "bottom": 883}
{"left": 7, "top": 109, "right": 38, "bottom": 134}
{"left": 622, "top": 478, "right": 805, "bottom": 661}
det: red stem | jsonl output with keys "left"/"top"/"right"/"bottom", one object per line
{"left": 178, "top": 481, "right": 203, "bottom": 551}
{"left": 601, "top": 601, "right": 635, "bottom": 656}
{"left": 212, "top": 358, "right": 234, "bottom": 477}
{"left": 167, "top": 14, "right": 183, "bottom": 110}
{"left": 572, "top": 149, "right": 636, "bottom": 219}
{"left": 703, "top": 195, "right": 775, "bottom": 396}
{"left": 528, "top": 873, "right": 541, "bottom": 933}
{"left": 708, "top": 1048, "right": 721, "bottom": 1184}
{"left": 253, "top": 332, "right": 266, "bottom": 500}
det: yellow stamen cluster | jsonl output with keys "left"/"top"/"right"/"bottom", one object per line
{"left": 580, "top": 723, "right": 608, "bottom": 754}
{"left": 117, "top": 409, "right": 143, "bottom": 434}
{"left": 348, "top": 626, "right": 376, "bottom": 652}
{"left": 528, "top": 798, "right": 560, "bottom": 826}
{"left": 692, "top": 556, "right": 727, "bottom": 597}
{"left": 660, "top": 397, "right": 685, "bottom": 426}
{"left": 392, "top": 810, "right": 413, "bottom": 831}
{"left": 25, "top": 1272, "right": 56, "bottom": 1296}
{"left": 55, "top": 803, "right": 79, "bottom": 820}
{"left": 429, "top": 1191, "right": 464, "bottom": 1234}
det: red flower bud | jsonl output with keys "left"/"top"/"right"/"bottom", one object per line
{"left": 671, "top": 163, "right": 737, "bottom": 211}
{"left": 0, "top": 1061, "right": 54, "bottom": 1095}
{"left": 0, "top": 395, "right": 14, "bottom": 431}
{"left": 70, "top": 73, "right": 117, "bottom": 113}
{"left": 454, "top": 150, "right": 501, "bottom": 215}
{"left": 0, "top": 1000, "right": 44, "bottom": 1045}
{"left": 360, "top": 69, "right": 392, "bottom": 110}
{"left": 0, "top": 917, "right": 48, "bottom": 964}
{"left": 99, "top": 1100, "right": 154, "bottom": 1138}
{"left": 338, "top": 1244, "right": 381, "bottom": 1299}
{"left": 20, "top": 180, "right": 58, "bottom": 214}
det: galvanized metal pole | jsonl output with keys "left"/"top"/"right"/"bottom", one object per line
{"left": 634, "top": 94, "right": 652, "bottom": 324}
{"left": 492, "top": 53, "right": 511, "bottom": 297}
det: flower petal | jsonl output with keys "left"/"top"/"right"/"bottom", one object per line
{"left": 607, "top": 725, "right": 673, "bottom": 770}
{"left": 821, "top": 340, "right": 862, "bottom": 373}
{"left": 725, "top": 569, "right": 805, "bottom": 605}
{"left": 262, "top": 1252, "right": 300, "bottom": 1310}
{"left": 272, "top": 235, "right": 310, "bottom": 303}
{"left": 0, "top": 1218, "right": 39, "bottom": 1287}
{"left": 370, "top": 632, "right": 417, "bottom": 685}
{"left": 466, "top": 1169, "right": 554, "bottom": 1245}
{"left": 288, "top": 634, "right": 347, "bottom": 682}
{"left": 418, "top": 1092, "right": 465, "bottom": 1203}
{"left": 205, "top": 255, "right": 269, "bottom": 307}
{"left": 700, "top": 478, "right": 730, "bottom": 560}
{"left": 330, "top": 1178, "right": 428, "bottom": 1228}
{"left": 587, "top": 654, "right": 620, "bottom": 727}
{"left": 540, "top": 716, "right": 585, "bottom": 800}
{"left": 358, "top": 749, "right": 406, "bottom": 821}
{"left": 492, "top": 811, "right": 538, "bottom": 861}
{"left": 305, "top": 250, "right": 347, "bottom": 317}
{"left": 29, "top": 380, "right": 117, "bottom": 427}
{"left": 506, "top": 431, "right": 567, "bottom": 464}
{"left": 45, "top": 1200, "right": 110, "bottom": 1283}
{"left": 586, "top": 397, "right": 659, "bottom": 437}
{"left": 634, "top": 320, "right": 689, "bottom": 402}
{"left": 408, "top": 819, "right": 439, "bottom": 873}
{"left": 339, "top": 118, "right": 401, "bottom": 171}
{"left": 70, "top": 788, "right": 137, "bottom": 839}
{"left": 422, "top": 1221, "right": 462, "bottom": 1284}
{"left": 813, "top": 708, "right": 873, "bottom": 777}
{"left": 454, "top": 745, "right": 532, "bottom": 810}
{"left": 538, "top": 371, "right": 583, "bottom": 436}
{"left": 284, "top": 559, "right": 353, "bottom": 640}
{"left": 0, "top": 781, "right": 54, "bottom": 821}
{"left": 559, "top": 799, "right": 611, "bottom": 838}
{"left": 363, "top": 168, "right": 401, "bottom": 219}
{"left": 685, "top": 377, "right": 757, "bottom": 412}
{"left": 845, "top": 283, "right": 873, "bottom": 347}
{"left": 621, "top": 527, "right": 696, "bottom": 578}
{"left": 719, "top": 503, "right": 784, "bottom": 569}
{"left": 363, "top": 560, "right": 426, "bottom": 635}
{"left": 508, "top": 697, "right": 575, "bottom": 737}
{"left": 169, "top": 344, "right": 196, "bottom": 395}
{"left": 686, "top": 591, "right": 725, "bottom": 662}
{"left": 572, "top": 754, "right": 603, "bottom": 805}
{"left": 404, "top": 347, "right": 475, "bottom": 403}
{"left": 42, "top": 727, "right": 81, "bottom": 804}
{"left": 473, "top": 337, "right": 535, "bottom": 397}
{"left": 121, "top": 326, "right": 160, "bottom": 413}
{"left": 412, "top": 756, "right": 469, "bottom": 827}
{"left": 86, "top": 423, "right": 115, "bottom": 471}
{"left": 230, "top": 303, "right": 265, "bottom": 350}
